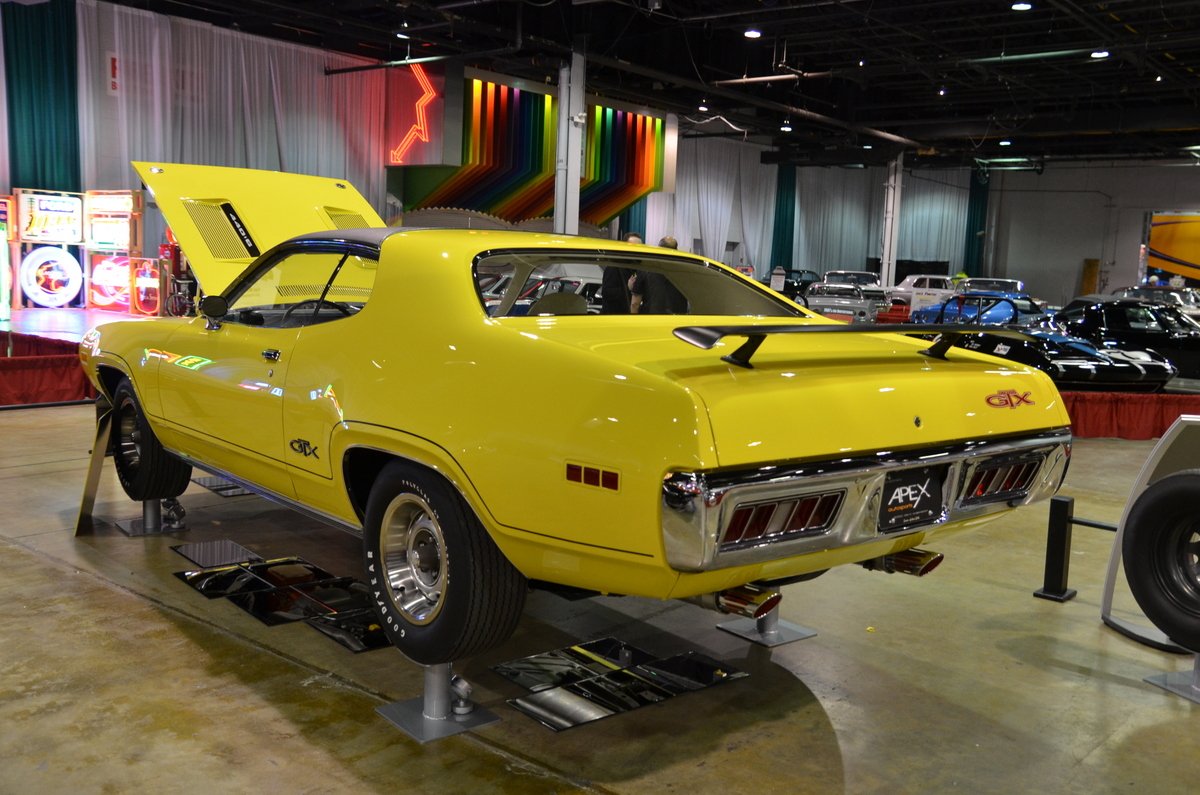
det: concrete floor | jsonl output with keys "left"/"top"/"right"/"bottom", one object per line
{"left": 2, "top": 405, "right": 1199, "bottom": 794}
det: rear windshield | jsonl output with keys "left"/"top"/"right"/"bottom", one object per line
{"left": 474, "top": 250, "right": 803, "bottom": 318}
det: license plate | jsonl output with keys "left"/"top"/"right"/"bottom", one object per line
{"left": 879, "top": 465, "right": 945, "bottom": 532}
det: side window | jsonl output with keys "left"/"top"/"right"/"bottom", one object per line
{"left": 226, "top": 250, "right": 377, "bottom": 328}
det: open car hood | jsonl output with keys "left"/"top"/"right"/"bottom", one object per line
{"left": 133, "top": 162, "right": 385, "bottom": 294}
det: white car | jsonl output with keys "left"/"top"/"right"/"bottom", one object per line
{"left": 889, "top": 274, "right": 955, "bottom": 309}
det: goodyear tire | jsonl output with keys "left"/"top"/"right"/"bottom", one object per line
{"left": 111, "top": 378, "right": 192, "bottom": 502}
{"left": 362, "top": 462, "right": 526, "bottom": 664}
{"left": 1122, "top": 470, "right": 1200, "bottom": 651}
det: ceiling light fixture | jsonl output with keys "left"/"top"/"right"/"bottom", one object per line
{"left": 858, "top": 59, "right": 865, "bottom": 67}
{"left": 698, "top": 99, "right": 709, "bottom": 112}
{"left": 999, "top": 139, "right": 1012, "bottom": 146}
{"left": 394, "top": 21, "right": 410, "bottom": 39}
{"left": 1090, "top": 49, "right": 1110, "bottom": 59}
{"left": 862, "top": 144, "right": 873, "bottom": 149}
{"left": 780, "top": 120, "right": 792, "bottom": 132}
{"left": 938, "top": 86, "right": 946, "bottom": 96}
{"left": 1011, "top": 2, "right": 1032, "bottom": 10}
{"left": 1156, "top": 75, "right": 1163, "bottom": 82}
{"left": 744, "top": 28, "right": 762, "bottom": 39}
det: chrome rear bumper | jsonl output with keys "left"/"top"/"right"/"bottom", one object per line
{"left": 661, "top": 428, "right": 1071, "bottom": 572}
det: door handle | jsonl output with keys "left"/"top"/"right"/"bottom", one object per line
{"left": 262, "top": 349, "right": 281, "bottom": 361}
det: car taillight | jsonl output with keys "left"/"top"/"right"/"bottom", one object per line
{"left": 963, "top": 459, "right": 1040, "bottom": 504}
{"left": 721, "top": 491, "right": 844, "bottom": 547}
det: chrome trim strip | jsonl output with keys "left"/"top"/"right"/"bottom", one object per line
{"left": 661, "top": 428, "right": 1071, "bottom": 572}
{"left": 170, "top": 450, "right": 362, "bottom": 535}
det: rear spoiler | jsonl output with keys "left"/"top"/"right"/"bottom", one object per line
{"left": 673, "top": 323, "right": 1035, "bottom": 369}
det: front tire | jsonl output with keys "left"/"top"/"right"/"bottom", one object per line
{"left": 362, "top": 462, "right": 526, "bottom": 664}
{"left": 1122, "top": 470, "right": 1200, "bottom": 651}
{"left": 111, "top": 378, "right": 192, "bottom": 501}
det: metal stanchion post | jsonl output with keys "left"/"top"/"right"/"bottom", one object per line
{"left": 1034, "top": 495, "right": 1077, "bottom": 602}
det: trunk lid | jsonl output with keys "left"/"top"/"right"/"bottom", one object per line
{"left": 518, "top": 316, "right": 1069, "bottom": 468}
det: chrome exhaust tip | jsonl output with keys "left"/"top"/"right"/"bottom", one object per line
{"left": 685, "top": 583, "right": 782, "bottom": 619}
{"left": 861, "top": 548, "right": 944, "bottom": 577}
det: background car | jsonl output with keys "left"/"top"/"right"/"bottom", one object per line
{"left": 1112, "top": 285, "right": 1200, "bottom": 320}
{"left": 913, "top": 291, "right": 1175, "bottom": 391}
{"left": 910, "top": 291, "right": 1048, "bottom": 325}
{"left": 954, "top": 277, "right": 1026, "bottom": 294}
{"left": 760, "top": 268, "right": 820, "bottom": 301}
{"left": 954, "top": 329, "right": 1177, "bottom": 393}
{"left": 821, "top": 269, "right": 881, "bottom": 286}
{"left": 888, "top": 273, "right": 956, "bottom": 309}
{"left": 1056, "top": 295, "right": 1200, "bottom": 378}
{"left": 804, "top": 282, "right": 891, "bottom": 323}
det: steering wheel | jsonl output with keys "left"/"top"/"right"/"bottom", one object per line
{"left": 282, "top": 298, "right": 351, "bottom": 323}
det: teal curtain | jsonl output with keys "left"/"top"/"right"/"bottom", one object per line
{"left": 769, "top": 163, "right": 796, "bottom": 269}
{"left": 617, "top": 196, "right": 647, "bottom": 240}
{"left": 961, "top": 167, "right": 989, "bottom": 277}
{"left": 3, "top": 0, "right": 80, "bottom": 192}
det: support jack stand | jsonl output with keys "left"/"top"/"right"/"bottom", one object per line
{"left": 717, "top": 605, "right": 817, "bottom": 648}
{"left": 376, "top": 662, "right": 498, "bottom": 743}
{"left": 1145, "top": 654, "right": 1200, "bottom": 704}
{"left": 115, "top": 497, "right": 187, "bottom": 536}
{"left": 75, "top": 396, "right": 188, "bottom": 537}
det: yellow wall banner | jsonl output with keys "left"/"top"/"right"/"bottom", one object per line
{"left": 1148, "top": 213, "right": 1200, "bottom": 280}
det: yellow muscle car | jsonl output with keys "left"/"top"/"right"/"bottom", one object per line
{"left": 80, "top": 163, "right": 1071, "bottom": 664}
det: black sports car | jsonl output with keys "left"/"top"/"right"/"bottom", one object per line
{"left": 955, "top": 328, "right": 1176, "bottom": 392}
{"left": 1055, "top": 297, "right": 1200, "bottom": 379}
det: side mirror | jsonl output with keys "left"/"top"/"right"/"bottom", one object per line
{"left": 199, "top": 295, "right": 228, "bottom": 330}
{"left": 199, "top": 294, "right": 228, "bottom": 318}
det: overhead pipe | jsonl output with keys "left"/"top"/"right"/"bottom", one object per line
{"left": 586, "top": 53, "right": 922, "bottom": 148}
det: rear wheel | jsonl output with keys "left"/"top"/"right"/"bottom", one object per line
{"left": 111, "top": 378, "right": 192, "bottom": 501}
{"left": 362, "top": 462, "right": 526, "bottom": 664}
{"left": 1122, "top": 471, "right": 1200, "bottom": 651}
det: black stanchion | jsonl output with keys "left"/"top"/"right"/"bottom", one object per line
{"left": 1034, "top": 495, "right": 1078, "bottom": 602}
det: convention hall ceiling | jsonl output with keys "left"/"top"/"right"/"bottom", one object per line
{"left": 106, "top": 0, "right": 1200, "bottom": 168}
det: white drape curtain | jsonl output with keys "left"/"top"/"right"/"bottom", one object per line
{"left": 897, "top": 169, "right": 970, "bottom": 271}
{"left": 677, "top": 137, "right": 739, "bottom": 261}
{"left": 76, "top": 0, "right": 387, "bottom": 215}
{"left": 737, "top": 144, "right": 776, "bottom": 274}
{"left": 794, "top": 166, "right": 884, "bottom": 272}
{"left": 644, "top": 190, "right": 675, "bottom": 247}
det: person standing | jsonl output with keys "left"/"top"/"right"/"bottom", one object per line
{"left": 600, "top": 232, "right": 642, "bottom": 313}
{"left": 630, "top": 236, "right": 687, "bottom": 314}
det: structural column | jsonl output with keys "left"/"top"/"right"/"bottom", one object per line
{"left": 879, "top": 152, "right": 904, "bottom": 287}
{"left": 553, "top": 50, "right": 586, "bottom": 236}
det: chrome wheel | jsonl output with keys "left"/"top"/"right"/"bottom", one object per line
{"left": 380, "top": 493, "right": 446, "bottom": 625}
{"left": 116, "top": 398, "right": 143, "bottom": 474}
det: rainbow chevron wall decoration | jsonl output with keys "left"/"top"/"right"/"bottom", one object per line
{"left": 405, "top": 77, "right": 668, "bottom": 225}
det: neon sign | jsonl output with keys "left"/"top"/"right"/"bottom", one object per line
{"left": 18, "top": 192, "right": 84, "bottom": 245}
{"left": 20, "top": 246, "right": 84, "bottom": 307}
{"left": 391, "top": 64, "right": 438, "bottom": 164}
